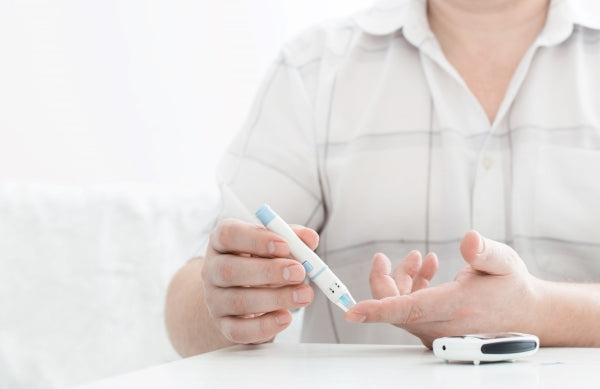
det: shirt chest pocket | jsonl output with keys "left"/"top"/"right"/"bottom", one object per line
{"left": 534, "top": 145, "right": 600, "bottom": 243}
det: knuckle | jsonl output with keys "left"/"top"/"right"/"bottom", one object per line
{"left": 266, "top": 261, "right": 284, "bottom": 283}
{"left": 204, "top": 299, "right": 218, "bottom": 321}
{"left": 200, "top": 261, "right": 210, "bottom": 281}
{"left": 222, "top": 321, "right": 242, "bottom": 343}
{"left": 252, "top": 223, "right": 267, "bottom": 232}
{"left": 272, "top": 289, "right": 286, "bottom": 309}
{"left": 404, "top": 297, "right": 425, "bottom": 324}
{"left": 231, "top": 289, "right": 247, "bottom": 314}
{"left": 257, "top": 315, "right": 274, "bottom": 339}
{"left": 252, "top": 225, "right": 268, "bottom": 251}
{"left": 368, "top": 272, "right": 378, "bottom": 284}
{"left": 218, "top": 318, "right": 249, "bottom": 344}
{"left": 202, "top": 287, "right": 223, "bottom": 319}
{"left": 218, "top": 260, "right": 235, "bottom": 284}
{"left": 212, "top": 219, "right": 238, "bottom": 250}
{"left": 227, "top": 326, "right": 243, "bottom": 343}
{"left": 258, "top": 317, "right": 271, "bottom": 338}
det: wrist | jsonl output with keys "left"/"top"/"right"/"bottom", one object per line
{"left": 532, "top": 279, "right": 600, "bottom": 347}
{"left": 527, "top": 277, "right": 556, "bottom": 346}
{"left": 166, "top": 257, "right": 235, "bottom": 356}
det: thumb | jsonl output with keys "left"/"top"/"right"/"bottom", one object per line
{"left": 291, "top": 225, "right": 319, "bottom": 251}
{"left": 460, "top": 230, "right": 524, "bottom": 276}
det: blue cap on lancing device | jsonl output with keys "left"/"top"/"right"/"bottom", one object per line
{"left": 255, "top": 204, "right": 276, "bottom": 225}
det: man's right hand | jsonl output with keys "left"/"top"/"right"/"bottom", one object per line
{"left": 202, "top": 218, "right": 318, "bottom": 345}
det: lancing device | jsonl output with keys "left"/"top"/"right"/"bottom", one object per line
{"left": 256, "top": 204, "right": 357, "bottom": 312}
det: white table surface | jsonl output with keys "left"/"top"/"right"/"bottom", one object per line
{"left": 78, "top": 343, "right": 600, "bottom": 389}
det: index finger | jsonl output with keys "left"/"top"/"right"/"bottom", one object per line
{"left": 209, "top": 218, "right": 290, "bottom": 258}
{"left": 344, "top": 281, "right": 461, "bottom": 325}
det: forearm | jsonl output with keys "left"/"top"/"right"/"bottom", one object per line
{"left": 165, "top": 257, "right": 234, "bottom": 357}
{"left": 535, "top": 279, "right": 600, "bottom": 347}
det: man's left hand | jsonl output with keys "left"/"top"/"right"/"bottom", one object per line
{"left": 344, "top": 230, "right": 542, "bottom": 348}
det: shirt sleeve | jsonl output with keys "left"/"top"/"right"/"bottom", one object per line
{"left": 211, "top": 51, "right": 325, "bottom": 237}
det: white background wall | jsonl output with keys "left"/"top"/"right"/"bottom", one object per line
{"left": 0, "top": 0, "right": 372, "bottom": 196}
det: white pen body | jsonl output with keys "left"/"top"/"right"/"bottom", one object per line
{"left": 256, "top": 205, "right": 356, "bottom": 312}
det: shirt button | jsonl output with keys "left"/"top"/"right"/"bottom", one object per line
{"left": 482, "top": 156, "right": 493, "bottom": 170}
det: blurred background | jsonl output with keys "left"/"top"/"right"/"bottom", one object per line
{"left": 0, "top": 0, "right": 371, "bottom": 387}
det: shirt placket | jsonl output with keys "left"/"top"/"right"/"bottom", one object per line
{"left": 471, "top": 131, "right": 508, "bottom": 241}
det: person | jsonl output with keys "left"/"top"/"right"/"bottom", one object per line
{"left": 165, "top": 0, "right": 600, "bottom": 357}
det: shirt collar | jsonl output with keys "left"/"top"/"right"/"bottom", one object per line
{"left": 538, "top": 0, "right": 600, "bottom": 46}
{"left": 352, "top": 0, "right": 432, "bottom": 47}
{"left": 353, "top": 0, "right": 600, "bottom": 45}
{"left": 352, "top": 0, "right": 424, "bottom": 39}
{"left": 567, "top": 0, "right": 600, "bottom": 30}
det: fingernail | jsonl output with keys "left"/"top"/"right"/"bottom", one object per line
{"left": 283, "top": 264, "right": 305, "bottom": 282}
{"left": 476, "top": 232, "right": 486, "bottom": 254}
{"left": 346, "top": 313, "right": 367, "bottom": 323}
{"left": 293, "top": 287, "right": 312, "bottom": 304}
{"left": 268, "top": 240, "right": 288, "bottom": 256}
{"left": 275, "top": 311, "right": 291, "bottom": 326}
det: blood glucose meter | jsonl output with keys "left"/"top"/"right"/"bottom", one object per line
{"left": 432, "top": 332, "right": 539, "bottom": 365}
